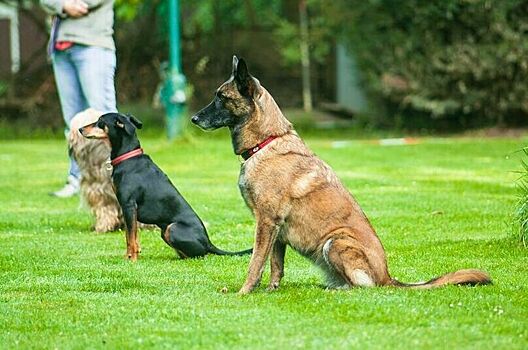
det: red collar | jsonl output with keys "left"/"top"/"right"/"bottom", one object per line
{"left": 240, "top": 136, "right": 277, "bottom": 160}
{"left": 111, "top": 148, "right": 144, "bottom": 166}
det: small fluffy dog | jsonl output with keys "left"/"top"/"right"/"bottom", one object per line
{"left": 69, "top": 108, "right": 122, "bottom": 233}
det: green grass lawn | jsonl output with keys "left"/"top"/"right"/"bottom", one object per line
{"left": 0, "top": 130, "right": 527, "bottom": 349}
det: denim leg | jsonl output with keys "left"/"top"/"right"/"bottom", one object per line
{"left": 51, "top": 46, "right": 117, "bottom": 180}
{"left": 72, "top": 46, "right": 117, "bottom": 113}
{"left": 52, "top": 50, "right": 87, "bottom": 179}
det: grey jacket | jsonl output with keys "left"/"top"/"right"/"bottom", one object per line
{"left": 40, "top": 0, "right": 115, "bottom": 51}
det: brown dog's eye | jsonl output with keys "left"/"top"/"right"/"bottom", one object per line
{"left": 216, "top": 92, "right": 229, "bottom": 101}
{"left": 96, "top": 121, "right": 105, "bottom": 128}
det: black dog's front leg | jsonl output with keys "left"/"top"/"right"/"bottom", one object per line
{"left": 122, "top": 204, "right": 140, "bottom": 261}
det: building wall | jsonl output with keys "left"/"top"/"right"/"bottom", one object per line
{"left": 336, "top": 43, "right": 367, "bottom": 113}
{"left": 0, "top": 3, "right": 48, "bottom": 77}
{"left": 19, "top": 8, "right": 48, "bottom": 73}
{"left": 0, "top": 3, "right": 18, "bottom": 76}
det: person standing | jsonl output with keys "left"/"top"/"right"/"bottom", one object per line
{"left": 40, "top": 0, "right": 117, "bottom": 197}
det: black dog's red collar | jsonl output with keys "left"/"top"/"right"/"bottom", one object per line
{"left": 240, "top": 136, "right": 277, "bottom": 161}
{"left": 111, "top": 148, "right": 144, "bottom": 166}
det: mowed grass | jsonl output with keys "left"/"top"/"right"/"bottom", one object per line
{"left": 0, "top": 130, "right": 527, "bottom": 349}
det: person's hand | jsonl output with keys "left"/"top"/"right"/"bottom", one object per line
{"left": 63, "top": 0, "right": 88, "bottom": 17}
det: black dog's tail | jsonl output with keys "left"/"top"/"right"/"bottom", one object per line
{"left": 207, "top": 244, "right": 253, "bottom": 256}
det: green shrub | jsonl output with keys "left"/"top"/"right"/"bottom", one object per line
{"left": 0, "top": 80, "right": 7, "bottom": 98}
{"left": 328, "top": 0, "right": 528, "bottom": 128}
{"left": 514, "top": 148, "right": 528, "bottom": 247}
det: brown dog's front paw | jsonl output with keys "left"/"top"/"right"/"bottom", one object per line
{"left": 125, "top": 252, "right": 138, "bottom": 261}
{"left": 238, "top": 285, "right": 254, "bottom": 295}
{"left": 266, "top": 282, "right": 280, "bottom": 292}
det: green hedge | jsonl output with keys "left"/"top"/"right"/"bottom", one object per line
{"left": 515, "top": 148, "right": 528, "bottom": 247}
{"left": 337, "top": 0, "right": 528, "bottom": 128}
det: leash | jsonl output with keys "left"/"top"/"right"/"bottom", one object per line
{"left": 240, "top": 136, "right": 277, "bottom": 161}
{"left": 111, "top": 148, "right": 144, "bottom": 166}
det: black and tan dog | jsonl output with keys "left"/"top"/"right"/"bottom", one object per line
{"left": 80, "top": 112, "right": 252, "bottom": 260}
{"left": 192, "top": 56, "right": 491, "bottom": 294}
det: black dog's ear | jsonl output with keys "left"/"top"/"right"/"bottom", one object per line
{"left": 115, "top": 114, "right": 137, "bottom": 135}
{"left": 115, "top": 117, "right": 126, "bottom": 130}
{"left": 233, "top": 57, "right": 262, "bottom": 99}
{"left": 127, "top": 114, "right": 143, "bottom": 129}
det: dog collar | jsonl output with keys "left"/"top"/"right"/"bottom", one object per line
{"left": 240, "top": 136, "right": 277, "bottom": 160}
{"left": 111, "top": 148, "right": 144, "bottom": 166}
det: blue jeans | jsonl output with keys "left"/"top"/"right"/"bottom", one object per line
{"left": 52, "top": 44, "right": 117, "bottom": 179}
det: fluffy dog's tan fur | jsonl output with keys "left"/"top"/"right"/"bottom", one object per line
{"left": 69, "top": 109, "right": 122, "bottom": 233}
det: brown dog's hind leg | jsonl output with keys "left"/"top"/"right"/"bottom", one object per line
{"left": 267, "top": 240, "right": 286, "bottom": 291}
{"left": 323, "top": 237, "right": 376, "bottom": 288}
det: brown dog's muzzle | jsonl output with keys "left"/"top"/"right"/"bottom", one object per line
{"left": 79, "top": 123, "right": 108, "bottom": 139}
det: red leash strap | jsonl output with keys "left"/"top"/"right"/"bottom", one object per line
{"left": 55, "top": 41, "right": 74, "bottom": 51}
{"left": 111, "top": 148, "right": 144, "bottom": 166}
{"left": 240, "top": 136, "right": 277, "bottom": 160}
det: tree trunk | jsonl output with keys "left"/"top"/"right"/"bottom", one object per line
{"left": 299, "top": 0, "right": 312, "bottom": 112}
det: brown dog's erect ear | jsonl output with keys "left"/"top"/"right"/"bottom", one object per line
{"left": 234, "top": 57, "right": 249, "bottom": 83}
{"left": 232, "top": 55, "right": 239, "bottom": 76}
{"left": 233, "top": 57, "right": 261, "bottom": 99}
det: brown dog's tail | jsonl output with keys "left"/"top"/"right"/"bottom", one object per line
{"left": 389, "top": 269, "right": 491, "bottom": 289}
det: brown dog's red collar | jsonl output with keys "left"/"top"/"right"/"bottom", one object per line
{"left": 240, "top": 136, "right": 277, "bottom": 160}
{"left": 111, "top": 148, "right": 144, "bottom": 166}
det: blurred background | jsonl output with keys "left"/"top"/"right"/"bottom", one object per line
{"left": 0, "top": 0, "right": 527, "bottom": 136}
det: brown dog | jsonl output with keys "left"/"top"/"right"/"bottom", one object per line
{"left": 192, "top": 56, "right": 491, "bottom": 294}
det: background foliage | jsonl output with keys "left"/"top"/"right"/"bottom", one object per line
{"left": 322, "top": 0, "right": 528, "bottom": 129}
{"left": 1, "top": 0, "right": 527, "bottom": 130}
{"left": 514, "top": 148, "right": 528, "bottom": 247}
